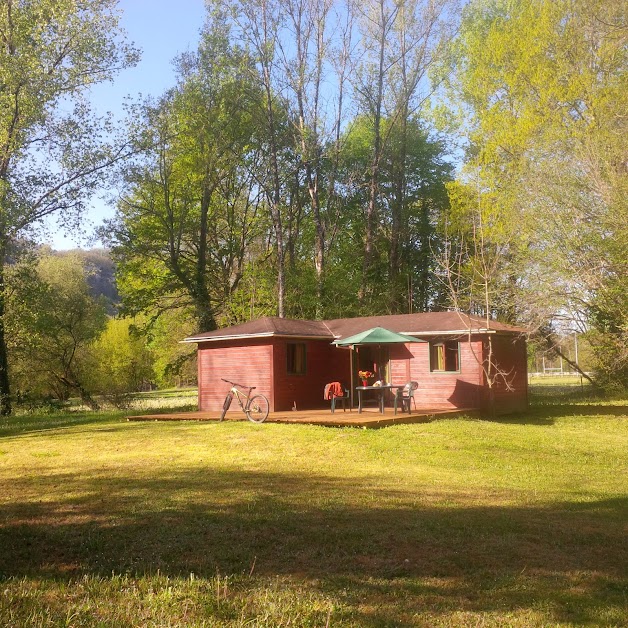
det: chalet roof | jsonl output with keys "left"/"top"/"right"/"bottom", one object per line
{"left": 184, "top": 311, "right": 527, "bottom": 343}
{"left": 184, "top": 316, "right": 333, "bottom": 342}
{"left": 326, "top": 311, "right": 527, "bottom": 337}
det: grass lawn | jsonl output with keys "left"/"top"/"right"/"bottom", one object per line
{"left": 0, "top": 390, "right": 626, "bottom": 626}
{"left": 528, "top": 375, "right": 589, "bottom": 387}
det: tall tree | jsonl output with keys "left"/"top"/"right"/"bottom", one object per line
{"left": 107, "top": 13, "right": 267, "bottom": 333}
{"left": 230, "top": 0, "right": 297, "bottom": 318}
{"left": 352, "top": 0, "right": 458, "bottom": 305}
{"left": 338, "top": 115, "right": 453, "bottom": 313}
{"left": 214, "top": 0, "right": 360, "bottom": 319}
{"left": 277, "top": 0, "right": 355, "bottom": 315}
{"left": 442, "top": 0, "right": 627, "bottom": 385}
{"left": 0, "top": 0, "right": 137, "bottom": 413}
{"left": 353, "top": 0, "right": 399, "bottom": 302}
{"left": 386, "top": 0, "right": 457, "bottom": 304}
{"left": 8, "top": 253, "right": 107, "bottom": 405}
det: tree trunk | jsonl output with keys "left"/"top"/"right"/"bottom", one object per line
{"left": 195, "top": 172, "right": 217, "bottom": 333}
{"left": 360, "top": 9, "right": 386, "bottom": 304}
{"left": 196, "top": 304, "right": 217, "bottom": 335}
{"left": 485, "top": 335, "right": 496, "bottom": 418}
{"left": 0, "top": 242, "right": 11, "bottom": 415}
{"left": 416, "top": 197, "right": 431, "bottom": 311}
{"left": 389, "top": 114, "right": 408, "bottom": 312}
{"left": 58, "top": 374, "right": 100, "bottom": 411}
{"left": 538, "top": 329, "right": 595, "bottom": 385}
{"left": 260, "top": 8, "right": 285, "bottom": 319}
{"left": 287, "top": 0, "right": 327, "bottom": 319}
{"left": 265, "top": 94, "right": 285, "bottom": 318}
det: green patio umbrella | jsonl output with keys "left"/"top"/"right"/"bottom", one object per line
{"left": 332, "top": 327, "right": 423, "bottom": 407}
{"left": 332, "top": 326, "right": 423, "bottom": 346}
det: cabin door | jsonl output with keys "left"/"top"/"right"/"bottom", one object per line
{"left": 355, "top": 346, "right": 390, "bottom": 383}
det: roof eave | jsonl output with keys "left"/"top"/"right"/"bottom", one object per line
{"left": 402, "top": 329, "right": 495, "bottom": 335}
{"left": 182, "top": 331, "right": 334, "bottom": 344}
{"left": 401, "top": 329, "right": 527, "bottom": 336}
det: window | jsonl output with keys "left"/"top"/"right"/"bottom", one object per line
{"left": 287, "top": 342, "right": 306, "bottom": 375}
{"left": 430, "top": 341, "right": 459, "bottom": 372}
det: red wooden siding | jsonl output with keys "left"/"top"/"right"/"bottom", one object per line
{"left": 273, "top": 338, "right": 351, "bottom": 411}
{"left": 389, "top": 338, "right": 484, "bottom": 410}
{"left": 480, "top": 335, "right": 528, "bottom": 413}
{"left": 389, "top": 346, "right": 410, "bottom": 384}
{"left": 197, "top": 338, "right": 274, "bottom": 412}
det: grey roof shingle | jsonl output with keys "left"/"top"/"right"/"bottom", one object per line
{"left": 184, "top": 312, "right": 527, "bottom": 343}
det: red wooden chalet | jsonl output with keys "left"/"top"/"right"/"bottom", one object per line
{"left": 183, "top": 312, "right": 529, "bottom": 415}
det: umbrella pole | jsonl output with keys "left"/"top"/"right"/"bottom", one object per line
{"left": 350, "top": 346, "right": 354, "bottom": 408}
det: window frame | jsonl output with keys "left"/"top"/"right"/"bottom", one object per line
{"left": 429, "top": 340, "right": 461, "bottom": 373}
{"left": 286, "top": 342, "right": 307, "bottom": 376}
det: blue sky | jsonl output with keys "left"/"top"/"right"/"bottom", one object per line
{"left": 46, "top": 0, "right": 206, "bottom": 250}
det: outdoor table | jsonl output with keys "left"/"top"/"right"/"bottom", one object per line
{"left": 355, "top": 384, "right": 396, "bottom": 413}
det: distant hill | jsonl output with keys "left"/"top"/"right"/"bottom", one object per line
{"left": 56, "top": 248, "right": 119, "bottom": 312}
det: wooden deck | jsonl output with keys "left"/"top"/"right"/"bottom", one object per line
{"left": 127, "top": 407, "right": 477, "bottom": 428}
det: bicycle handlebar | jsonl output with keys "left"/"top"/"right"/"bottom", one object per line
{"left": 221, "top": 378, "right": 256, "bottom": 391}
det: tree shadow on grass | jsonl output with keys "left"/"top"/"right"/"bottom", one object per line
{"left": 0, "top": 469, "right": 626, "bottom": 626}
{"left": 0, "top": 412, "right": 126, "bottom": 439}
{"left": 477, "top": 403, "right": 628, "bottom": 427}
{"left": 0, "top": 408, "right": 199, "bottom": 439}
{"left": 477, "top": 412, "right": 556, "bottom": 426}
{"left": 530, "top": 404, "right": 628, "bottom": 419}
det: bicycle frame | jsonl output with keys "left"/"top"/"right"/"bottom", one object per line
{"left": 229, "top": 384, "right": 253, "bottom": 410}
{"left": 220, "top": 378, "right": 269, "bottom": 423}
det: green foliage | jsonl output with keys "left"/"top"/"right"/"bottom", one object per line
{"left": 0, "top": 0, "right": 138, "bottom": 241}
{"left": 218, "top": 255, "right": 280, "bottom": 325}
{"left": 107, "top": 13, "right": 269, "bottom": 332}
{"left": 9, "top": 253, "right": 107, "bottom": 403}
{"left": 86, "top": 318, "right": 154, "bottom": 398}
{"left": 338, "top": 113, "right": 452, "bottom": 314}
{"left": 0, "top": 0, "right": 138, "bottom": 413}
{"left": 441, "top": 178, "right": 520, "bottom": 320}
{"left": 319, "top": 115, "right": 454, "bottom": 315}
{"left": 587, "top": 295, "right": 628, "bottom": 390}
{"left": 4, "top": 250, "right": 46, "bottom": 385}
{"left": 129, "top": 308, "right": 198, "bottom": 389}
{"left": 105, "top": 1, "right": 457, "bottom": 329}
{"left": 441, "top": 0, "right": 627, "bottom": 384}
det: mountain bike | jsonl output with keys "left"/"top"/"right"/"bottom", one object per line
{"left": 219, "top": 378, "right": 270, "bottom": 423}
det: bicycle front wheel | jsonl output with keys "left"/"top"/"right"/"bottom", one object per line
{"left": 246, "top": 394, "right": 269, "bottom": 423}
{"left": 220, "top": 393, "right": 233, "bottom": 421}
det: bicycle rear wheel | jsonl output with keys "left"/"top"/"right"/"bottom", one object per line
{"left": 219, "top": 393, "right": 233, "bottom": 421}
{"left": 246, "top": 394, "right": 269, "bottom": 423}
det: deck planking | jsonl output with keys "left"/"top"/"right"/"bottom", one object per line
{"left": 127, "top": 407, "right": 477, "bottom": 428}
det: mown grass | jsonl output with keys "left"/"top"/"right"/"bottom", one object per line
{"left": 528, "top": 374, "right": 589, "bottom": 387}
{"left": 0, "top": 388, "right": 626, "bottom": 626}
{"left": 13, "top": 387, "right": 199, "bottom": 416}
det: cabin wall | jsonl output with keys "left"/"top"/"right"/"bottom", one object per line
{"left": 197, "top": 338, "right": 274, "bottom": 412}
{"left": 388, "top": 334, "right": 528, "bottom": 414}
{"left": 389, "top": 338, "right": 484, "bottom": 410}
{"left": 196, "top": 332, "right": 528, "bottom": 415}
{"left": 272, "top": 338, "right": 350, "bottom": 411}
{"left": 481, "top": 335, "right": 528, "bottom": 414}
